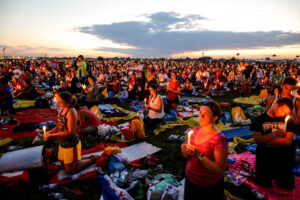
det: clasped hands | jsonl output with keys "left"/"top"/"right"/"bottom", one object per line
{"left": 181, "top": 143, "right": 201, "bottom": 158}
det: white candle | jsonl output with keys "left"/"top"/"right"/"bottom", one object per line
{"left": 43, "top": 126, "right": 47, "bottom": 137}
{"left": 187, "top": 130, "right": 193, "bottom": 145}
{"left": 285, "top": 115, "right": 290, "bottom": 132}
{"left": 144, "top": 98, "right": 147, "bottom": 105}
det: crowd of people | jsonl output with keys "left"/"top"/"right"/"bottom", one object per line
{"left": 0, "top": 55, "right": 300, "bottom": 199}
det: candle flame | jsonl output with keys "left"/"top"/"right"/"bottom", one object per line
{"left": 187, "top": 130, "right": 193, "bottom": 145}
{"left": 82, "top": 84, "right": 86, "bottom": 90}
{"left": 285, "top": 115, "right": 290, "bottom": 124}
{"left": 43, "top": 126, "right": 46, "bottom": 133}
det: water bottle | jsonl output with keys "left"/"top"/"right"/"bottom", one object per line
{"left": 48, "top": 193, "right": 64, "bottom": 199}
{"left": 71, "top": 171, "right": 86, "bottom": 180}
{"left": 7, "top": 145, "right": 22, "bottom": 151}
{"left": 121, "top": 134, "right": 125, "bottom": 141}
{"left": 39, "top": 183, "right": 58, "bottom": 190}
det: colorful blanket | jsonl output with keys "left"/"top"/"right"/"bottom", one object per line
{"left": 228, "top": 152, "right": 300, "bottom": 200}
{"left": 0, "top": 109, "right": 57, "bottom": 139}
{"left": 233, "top": 95, "right": 262, "bottom": 105}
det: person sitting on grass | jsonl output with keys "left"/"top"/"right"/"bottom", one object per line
{"left": 181, "top": 101, "right": 228, "bottom": 200}
{"left": 143, "top": 84, "right": 164, "bottom": 134}
{"left": 251, "top": 98, "right": 295, "bottom": 190}
{"left": 44, "top": 91, "right": 97, "bottom": 174}
{"left": 182, "top": 78, "right": 193, "bottom": 95}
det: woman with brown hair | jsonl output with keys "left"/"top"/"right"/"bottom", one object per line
{"left": 181, "top": 101, "right": 228, "bottom": 199}
{"left": 44, "top": 91, "right": 96, "bottom": 174}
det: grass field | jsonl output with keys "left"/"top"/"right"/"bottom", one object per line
{"left": 0, "top": 91, "right": 260, "bottom": 200}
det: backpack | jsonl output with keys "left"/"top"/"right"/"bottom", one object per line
{"left": 90, "top": 105, "right": 103, "bottom": 120}
{"left": 147, "top": 174, "right": 180, "bottom": 200}
{"left": 231, "top": 106, "right": 246, "bottom": 123}
{"left": 131, "top": 117, "right": 145, "bottom": 138}
{"left": 223, "top": 112, "right": 232, "bottom": 126}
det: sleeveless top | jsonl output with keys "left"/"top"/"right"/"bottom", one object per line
{"left": 148, "top": 95, "right": 164, "bottom": 119}
{"left": 57, "top": 108, "right": 79, "bottom": 148}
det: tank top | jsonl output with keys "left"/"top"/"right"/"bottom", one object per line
{"left": 148, "top": 95, "right": 164, "bottom": 119}
{"left": 57, "top": 108, "right": 79, "bottom": 148}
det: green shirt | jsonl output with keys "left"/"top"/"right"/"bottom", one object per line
{"left": 77, "top": 61, "right": 87, "bottom": 77}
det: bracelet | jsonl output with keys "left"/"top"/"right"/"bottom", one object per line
{"left": 198, "top": 153, "right": 205, "bottom": 161}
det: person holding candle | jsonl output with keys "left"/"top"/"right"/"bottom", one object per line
{"left": 44, "top": 91, "right": 97, "bottom": 174}
{"left": 181, "top": 101, "right": 228, "bottom": 200}
{"left": 251, "top": 97, "right": 295, "bottom": 189}
{"left": 143, "top": 84, "right": 164, "bottom": 134}
{"left": 83, "top": 76, "right": 99, "bottom": 109}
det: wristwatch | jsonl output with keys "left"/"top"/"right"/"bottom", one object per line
{"left": 198, "top": 153, "right": 205, "bottom": 161}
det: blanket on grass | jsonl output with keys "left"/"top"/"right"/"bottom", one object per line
{"left": 0, "top": 109, "right": 57, "bottom": 139}
{"left": 228, "top": 152, "right": 300, "bottom": 200}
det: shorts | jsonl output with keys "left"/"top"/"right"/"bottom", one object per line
{"left": 58, "top": 141, "right": 81, "bottom": 165}
{"left": 167, "top": 97, "right": 179, "bottom": 105}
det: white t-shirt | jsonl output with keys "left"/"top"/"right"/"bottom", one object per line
{"left": 158, "top": 73, "right": 168, "bottom": 87}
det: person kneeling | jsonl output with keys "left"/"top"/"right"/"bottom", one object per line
{"left": 44, "top": 91, "right": 96, "bottom": 175}
{"left": 251, "top": 98, "right": 295, "bottom": 190}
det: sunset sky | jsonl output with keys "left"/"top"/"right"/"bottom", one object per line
{"left": 0, "top": 0, "right": 300, "bottom": 59}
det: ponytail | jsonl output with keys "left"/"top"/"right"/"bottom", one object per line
{"left": 71, "top": 95, "right": 77, "bottom": 108}
{"left": 58, "top": 91, "right": 77, "bottom": 108}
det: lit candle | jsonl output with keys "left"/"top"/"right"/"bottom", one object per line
{"left": 285, "top": 115, "right": 290, "bottom": 132}
{"left": 43, "top": 126, "right": 47, "bottom": 137}
{"left": 82, "top": 84, "right": 86, "bottom": 90}
{"left": 187, "top": 130, "right": 193, "bottom": 145}
{"left": 144, "top": 98, "right": 147, "bottom": 105}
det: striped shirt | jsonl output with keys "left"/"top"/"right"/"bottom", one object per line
{"left": 185, "top": 127, "right": 228, "bottom": 186}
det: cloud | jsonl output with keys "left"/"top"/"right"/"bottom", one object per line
{"left": 77, "top": 11, "right": 300, "bottom": 57}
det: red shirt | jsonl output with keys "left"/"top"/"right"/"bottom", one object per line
{"left": 113, "top": 78, "right": 120, "bottom": 91}
{"left": 185, "top": 127, "right": 228, "bottom": 186}
{"left": 167, "top": 80, "right": 180, "bottom": 101}
{"left": 79, "top": 108, "right": 101, "bottom": 128}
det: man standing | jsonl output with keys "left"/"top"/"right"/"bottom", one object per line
{"left": 77, "top": 55, "right": 87, "bottom": 80}
{"left": 251, "top": 98, "right": 295, "bottom": 189}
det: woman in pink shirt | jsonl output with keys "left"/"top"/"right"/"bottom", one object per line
{"left": 181, "top": 101, "right": 228, "bottom": 200}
